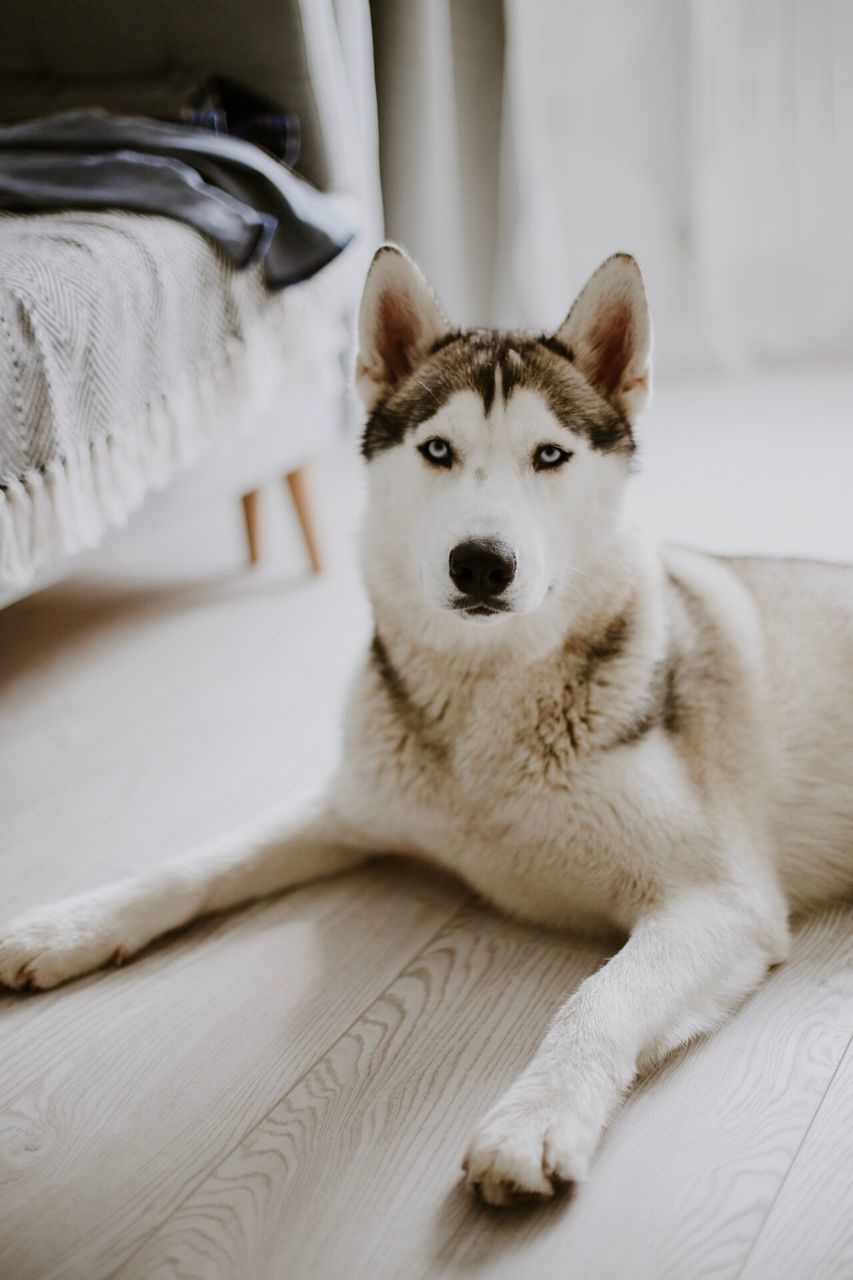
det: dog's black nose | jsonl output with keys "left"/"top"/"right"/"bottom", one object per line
{"left": 449, "top": 540, "right": 516, "bottom": 599}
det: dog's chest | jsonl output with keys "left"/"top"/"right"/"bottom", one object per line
{"left": 348, "top": 659, "right": 687, "bottom": 931}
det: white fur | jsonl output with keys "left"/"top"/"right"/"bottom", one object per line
{"left": 2, "top": 248, "right": 850, "bottom": 1212}
{"left": 361, "top": 381, "right": 627, "bottom": 636}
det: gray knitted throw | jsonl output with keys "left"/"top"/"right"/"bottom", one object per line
{"left": 0, "top": 208, "right": 350, "bottom": 589}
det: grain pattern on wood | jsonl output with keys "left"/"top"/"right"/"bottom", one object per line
{"left": 739, "top": 1026, "right": 853, "bottom": 1280}
{"left": 0, "top": 457, "right": 372, "bottom": 1280}
{"left": 113, "top": 905, "right": 610, "bottom": 1280}
{"left": 435, "top": 904, "right": 853, "bottom": 1280}
{"left": 112, "top": 905, "right": 853, "bottom": 1280}
{"left": 0, "top": 862, "right": 466, "bottom": 1280}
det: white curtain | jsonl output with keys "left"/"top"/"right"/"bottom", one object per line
{"left": 372, "top": 0, "right": 853, "bottom": 370}
{"left": 499, "top": 0, "right": 853, "bottom": 368}
{"left": 370, "top": 0, "right": 504, "bottom": 323}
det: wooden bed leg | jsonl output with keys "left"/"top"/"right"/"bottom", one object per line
{"left": 284, "top": 466, "right": 323, "bottom": 575}
{"left": 241, "top": 489, "right": 262, "bottom": 566}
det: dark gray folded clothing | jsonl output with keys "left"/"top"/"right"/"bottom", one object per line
{"left": 0, "top": 150, "right": 276, "bottom": 268}
{"left": 0, "top": 109, "right": 354, "bottom": 286}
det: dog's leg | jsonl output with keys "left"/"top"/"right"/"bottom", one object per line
{"left": 464, "top": 883, "right": 790, "bottom": 1205}
{"left": 0, "top": 803, "right": 371, "bottom": 991}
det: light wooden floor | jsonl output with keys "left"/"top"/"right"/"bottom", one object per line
{"left": 1, "top": 370, "right": 852, "bottom": 1280}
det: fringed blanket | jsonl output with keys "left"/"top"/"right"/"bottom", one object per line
{"left": 0, "top": 209, "right": 352, "bottom": 589}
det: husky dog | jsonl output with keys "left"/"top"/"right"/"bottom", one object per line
{"left": 2, "top": 246, "right": 852, "bottom": 1206}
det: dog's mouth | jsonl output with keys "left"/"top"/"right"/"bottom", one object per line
{"left": 450, "top": 598, "right": 512, "bottom": 620}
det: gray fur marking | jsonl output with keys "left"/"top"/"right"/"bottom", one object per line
{"left": 370, "top": 633, "right": 448, "bottom": 763}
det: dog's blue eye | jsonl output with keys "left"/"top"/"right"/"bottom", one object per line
{"left": 419, "top": 437, "right": 453, "bottom": 468}
{"left": 534, "top": 444, "right": 572, "bottom": 471}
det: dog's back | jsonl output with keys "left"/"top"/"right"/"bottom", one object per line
{"left": 715, "top": 554, "right": 853, "bottom": 908}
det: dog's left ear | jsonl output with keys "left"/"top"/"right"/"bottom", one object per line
{"left": 357, "top": 244, "right": 451, "bottom": 410}
{"left": 554, "top": 254, "right": 652, "bottom": 422}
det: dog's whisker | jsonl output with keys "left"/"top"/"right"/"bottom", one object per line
{"left": 551, "top": 561, "right": 590, "bottom": 581}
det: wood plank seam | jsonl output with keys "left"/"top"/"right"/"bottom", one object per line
{"left": 108, "top": 891, "right": 476, "bottom": 1277}
{"left": 734, "top": 1024, "right": 853, "bottom": 1279}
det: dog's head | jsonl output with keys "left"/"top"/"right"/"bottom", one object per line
{"left": 356, "top": 245, "right": 651, "bottom": 649}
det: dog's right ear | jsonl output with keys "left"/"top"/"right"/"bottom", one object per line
{"left": 356, "top": 244, "right": 451, "bottom": 410}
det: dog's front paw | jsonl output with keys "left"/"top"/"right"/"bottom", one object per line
{"left": 463, "top": 1080, "right": 602, "bottom": 1207}
{"left": 0, "top": 898, "right": 128, "bottom": 991}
